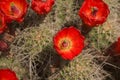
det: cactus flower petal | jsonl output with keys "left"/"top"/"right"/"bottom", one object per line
{"left": 0, "top": 69, "right": 18, "bottom": 80}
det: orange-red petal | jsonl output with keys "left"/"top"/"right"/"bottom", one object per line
{"left": 31, "top": 0, "right": 55, "bottom": 15}
{"left": 0, "top": 69, "right": 18, "bottom": 80}
{"left": 0, "top": 11, "right": 7, "bottom": 34}
{"left": 60, "top": 51, "right": 75, "bottom": 60}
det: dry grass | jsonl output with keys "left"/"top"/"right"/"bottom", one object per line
{"left": 48, "top": 48, "right": 112, "bottom": 80}
{"left": 10, "top": 26, "right": 54, "bottom": 80}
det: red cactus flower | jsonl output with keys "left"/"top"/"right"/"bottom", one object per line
{"left": 0, "top": 0, "right": 29, "bottom": 23}
{"left": 53, "top": 26, "right": 85, "bottom": 60}
{"left": 79, "top": 0, "right": 110, "bottom": 27}
{"left": 112, "top": 37, "right": 120, "bottom": 55}
{"left": 31, "top": 0, "right": 55, "bottom": 15}
{"left": 0, "top": 69, "right": 18, "bottom": 80}
{"left": 0, "top": 11, "right": 7, "bottom": 34}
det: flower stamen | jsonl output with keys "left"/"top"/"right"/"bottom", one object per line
{"left": 10, "top": 2, "right": 19, "bottom": 15}
{"left": 91, "top": 7, "right": 98, "bottom": 16}
{"left": 41, "top": 0, "right": 47, "bottom": 2}
{"left": 62, "top": 41, "right": 68, "bottom": 48}
{"left": 60, "top": 39, "right": 71, "bottom": 51}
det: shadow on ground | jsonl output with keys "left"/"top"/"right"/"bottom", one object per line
{"left": 7, "top": 9, "right": 46, "bottom": 36}
{"left": 104, "top": 43, "right": 120, "bottom": 80}
{"left": 29, "top": 45, "right": 70, "bottom": 80}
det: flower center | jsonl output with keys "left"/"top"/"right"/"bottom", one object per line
{"left": 62, "top": 41, "right": 68, "bottom": 48}
{"left": 60, "top": 39, "right": 71, "bottom": 50}
{"left": 41, "top": 0, "right": 47, "bottom": 2}
{"left": 91, "top": 7, "right": 98, "bottom": 16}
{"left": 10, "top": 2, "right": 19, "bottom": 16}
